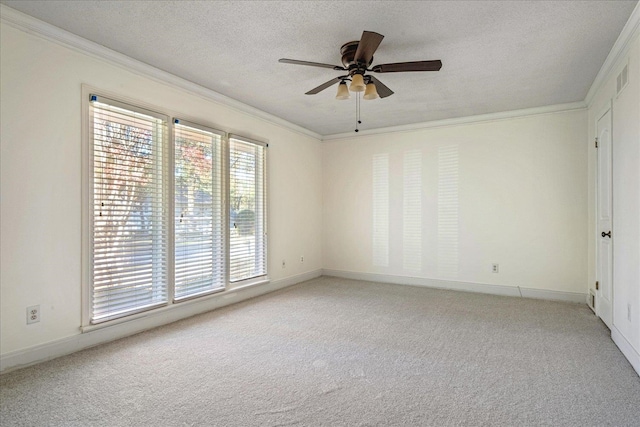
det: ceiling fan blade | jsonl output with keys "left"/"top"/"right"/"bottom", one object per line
{"left": 368, "top": 76, "right": 394, "bottom": 98}
{"left": 354, "top": 31, "right": 384, "bottom": 65}
{"left": 279, "top": 58, "right": 345, "bottom": 70}
{"left": 305, "top": 77, "right": 343, "bottom": 95}
{"left": 372, "top": 60, "right": 442, "bottom": 73}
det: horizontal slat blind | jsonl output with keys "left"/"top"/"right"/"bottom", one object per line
{"left": 372, "top": 153, "right": 389, "bottom": 267}
{"left": 437, "top": 145, "right": 459, "bottom": 278}
{"left": 174, "top": 121, "right": 225, "bottom": 299}
{"left": 229, "top": 136, "right": 266, "bottom": 282}
{"left": 90, "top": 96, "right": 168, "bottom": 323}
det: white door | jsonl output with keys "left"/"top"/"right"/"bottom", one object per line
{"left": 596, "top": 108, "right": 613, "bottom": 329}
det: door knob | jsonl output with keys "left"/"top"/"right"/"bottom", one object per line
{"left": 601, "top": 231, "right": 611, "bottom": 238}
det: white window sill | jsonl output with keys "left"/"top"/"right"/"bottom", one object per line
{"left": 81, "top": 277, "right": 270, "bottom": 333}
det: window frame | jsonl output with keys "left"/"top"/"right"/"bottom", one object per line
{"left": 81, "top": 87, "right": 269, "bottom": 329}
{"left": 228, "top": 134, "right": 269, "bottom": 287}
{"left": 173, "top": 118, "right": 227, "bottom": 302}
{"left": 86, "top": 93, "right": 170, "bottom": 324}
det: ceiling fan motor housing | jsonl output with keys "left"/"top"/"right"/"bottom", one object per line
{"left": 340, "top": 41, "right": 371, "bottom": 73}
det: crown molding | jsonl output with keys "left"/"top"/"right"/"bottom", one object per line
{"left": 585, "top": 1, "right": 640, "bottom": 107}
{"left": 0, "top": 4, "right": 322, "bottom": 141}
{"left": 321, "top": 101, "right": 587, "bottom": 141}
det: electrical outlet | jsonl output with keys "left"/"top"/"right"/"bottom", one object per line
{"left": 492, "top": 263, "right": 499, "bottom": 273}
{"left": 27, "top": 305, "right": 40, "bottom": 324}
{"left": 300, "top": 256, "right": 304, "bottom": 263}
{"left": 282, "top": 259, "right": 286, "bottom": 268}
{"left": 628, "top": 304, "right": 632, "bottom": 322}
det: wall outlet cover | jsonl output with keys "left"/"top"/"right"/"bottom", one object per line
{"left": 27, "top": 305, "right": 40, "bottom": 324}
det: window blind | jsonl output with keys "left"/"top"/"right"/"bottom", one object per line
{"left": 174, "top": 121, "right": 225, "bottom": 299}
{"left": 437, "top": 145, "right": 459, "bottom": 278}
{"left": 90, "top": 95, "right": 168, "bottom": 323}
{"left": 372, "top": 153, "right": 389, "bottom": 267}
{"left": 403, "top": 150, "right": 422, "bottom": 272}
{"left": 229, "top": 136, "right": 267, "bottom": 282}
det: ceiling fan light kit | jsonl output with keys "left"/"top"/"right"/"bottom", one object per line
{"left": 349, "top": 73, "right": 366, "bottom": 92}
{"left": 363, "top": 79, "right": 379, "bottom": 100}
{"left": 280, "top": 30, "right": 442, "bottom": 131}
{"left": 335, "top": 81, "right": 350, "bottom": 100}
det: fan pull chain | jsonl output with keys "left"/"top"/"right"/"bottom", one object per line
{"left": 355, "top": 92, "right": 362, "bottom": 132}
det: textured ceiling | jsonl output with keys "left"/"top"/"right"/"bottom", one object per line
{"left": 2, "top": 1, "right": 637, "bottom": 135}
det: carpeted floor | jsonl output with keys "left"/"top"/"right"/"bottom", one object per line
{"left": 1, "top": 276, "right": 639, "bottom": 426}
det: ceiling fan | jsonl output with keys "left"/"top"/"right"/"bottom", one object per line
{"left": 279, "top": 31, "right": 442, "bottom": 100}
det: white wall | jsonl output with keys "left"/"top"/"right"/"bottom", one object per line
{"left": 323, "top": 110, "right": 588, "bottom": 297}
{"left": 0, "top": 23, "right": 323, "bottom": 357}
{"left": 587, "top": 28, "right": 640, "bottom": 371}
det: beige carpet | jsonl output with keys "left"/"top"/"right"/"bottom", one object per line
{"left": 1, "top": 276, "right": 639, "bottom": 426}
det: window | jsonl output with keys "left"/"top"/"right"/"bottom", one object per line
{"left": 229, "top": 136, "right": 267, "bottom": 282}
{"left": 87, "top": 94, "right": 268, "bottom": 325}
{"left": 89, "top": 96, "right": 169, "bottom": 323}
{"left": 174, "top": 121, "right": 224, "bottom": 299}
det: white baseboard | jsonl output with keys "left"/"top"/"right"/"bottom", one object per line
{"left": 0, "top": 269, "right": 321, "bottom": 374}
{"left": 322, "top": 269, "right": 587, "bottom": 304}
{"left": 611, "top": 326, "right": 640, "bottom": 377}
{"left": 518, "top": 286, "right": 587, "bottom": 303}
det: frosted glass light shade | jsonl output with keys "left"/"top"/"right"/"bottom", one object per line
{"left": 335, "top": 82, "right": 350, "bottom": 100}
{"left": 363, "top": 82, "right": 379, "bottom": 100}
{"left": 349, "top": 74, "right": 366, "bottom": 92}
